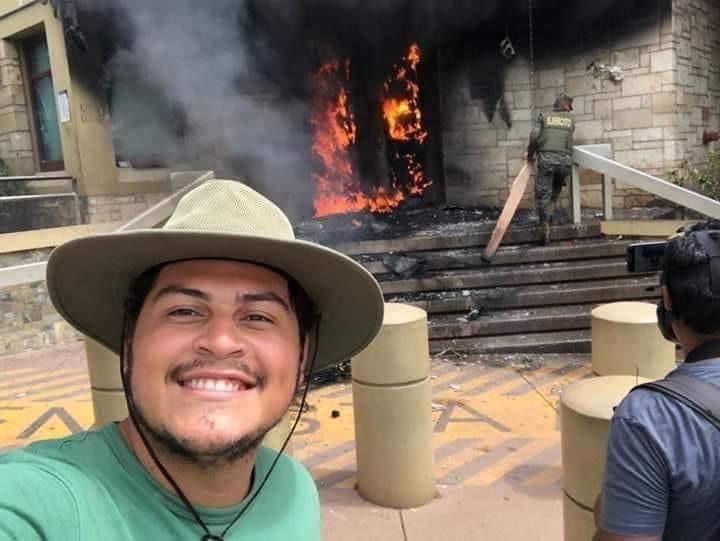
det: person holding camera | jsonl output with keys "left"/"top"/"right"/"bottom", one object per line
{"left": 594, "top": 219, "right": 720, "bottom": 541}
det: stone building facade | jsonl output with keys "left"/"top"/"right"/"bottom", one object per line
{"left": 440, "top": 0, "right": 720, "bottom": 210}
{"left": 0, "top": 39, "right": 33, "bottom": 176}
{"left": 0, "top": 0, "right": 172, "bottom": 232}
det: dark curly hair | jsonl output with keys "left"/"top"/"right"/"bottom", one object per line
{"left": 664, "top": 219, "right": 720, "bottom": 334}
{"left": 122, "top": 261, "right": 318, "bottom": 352}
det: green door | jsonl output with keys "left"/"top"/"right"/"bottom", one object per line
{"left": 26, "top": 35, "right": 64, "bottom": 171}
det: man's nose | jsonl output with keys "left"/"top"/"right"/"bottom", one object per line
{"left": 193, "top": 316, "right": 247, "bottom": 358}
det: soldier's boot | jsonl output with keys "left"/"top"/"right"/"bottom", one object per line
{"left": 542, "top": 221, "right": 551, "bottom": 246}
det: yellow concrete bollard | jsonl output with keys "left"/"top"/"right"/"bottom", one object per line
{"left": 561, "top": 375, "right": 650, "bottom": 541}
{"left": 591, "top": 301, "right": 676, "bottom": 379}
{"left": 351, "top": 303, "right": 434, "bottom": 509}
{"left": 84, "top": 338, "right": 127, "bottom": 428}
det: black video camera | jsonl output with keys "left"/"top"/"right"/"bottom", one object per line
{"left": 627, "top": 241, "right": 666, "bottom": 273}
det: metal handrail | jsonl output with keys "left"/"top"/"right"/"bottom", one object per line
{"left": 570, "top": 144, "right": 720, "bottom": 225}
{"left": 0, "top": 171, "right": 214, "bottom": 289}
{"left": 0, "top": 174, "right": 81, "bottom": 224}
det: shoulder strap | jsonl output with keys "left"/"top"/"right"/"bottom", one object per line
{"left": 634, "top": 373, "right": 720, "bottom": 431}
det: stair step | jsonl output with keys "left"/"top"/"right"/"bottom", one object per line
{"left": 430, "top": 330, "right": 592, "bottom": 355}
{"left": 429, "top": 304, "right": 592, "bottom": 339}
{"left": 335, "top": 223, "right": 602, "bottom": 256}
{"left": 363, "top": 238, "right": 630, "bottom": 274}
{"left": 381, "top": 258, "right": 630, "bottom": 296}
{"left": 392, "top": 275, "right": 657, "bottom": 314}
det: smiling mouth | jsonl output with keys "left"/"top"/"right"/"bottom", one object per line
{"left": 178, "top": 378, "right": 253, "bottom": 393}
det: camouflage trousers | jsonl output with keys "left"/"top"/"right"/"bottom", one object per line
{"left": 534, "top": 153, "right": 571, "bottom": 224}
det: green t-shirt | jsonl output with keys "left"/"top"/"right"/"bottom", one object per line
{"left": 0, "top": 423, "right": 321, "bottom": 540}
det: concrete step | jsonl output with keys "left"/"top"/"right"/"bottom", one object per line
{"left": 382, "top": 258, "right": 630, "bottom": 298}
{"left": 321, "top": 215, "right": 659, "bottom": 354}
{"left": 362, "top": 238, "right": 629, "bottom": 274}
{"left": 429, "top": 304, "right": 592, "bottom": 339}
{"left": 417, "top": 277, "right": 658, "bottom": 313}
{"left": 335, "top": 223, "right": 602, "bottom": 256}
{"left": 430, "top": 329, "right": 592, "bottom": 355}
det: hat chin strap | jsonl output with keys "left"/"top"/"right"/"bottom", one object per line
{"left": 119, "top": 314, "right": 320, "bottom": 540}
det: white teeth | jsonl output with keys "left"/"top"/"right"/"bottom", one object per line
{"left": 185, "top": 379, "right": 242, "bottom": 392}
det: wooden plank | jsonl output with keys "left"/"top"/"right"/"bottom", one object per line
{"left": 482, "top": 163, "right": 531, "bottom": 261}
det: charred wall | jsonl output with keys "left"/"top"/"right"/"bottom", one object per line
{"left": 439, "top": 0, "right": 685, "bottom": 210}
{"left": 60, "top": 0, "right": 720, "bottom": 217}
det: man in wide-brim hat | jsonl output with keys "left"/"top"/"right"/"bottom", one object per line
{"left": 0, "top": 180, "right": 384, "bottom": 540}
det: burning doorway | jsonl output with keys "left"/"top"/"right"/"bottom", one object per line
{"left": 309, "top": 42, "right": 444, "bottom": 218}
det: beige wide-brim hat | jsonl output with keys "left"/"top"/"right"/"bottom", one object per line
{"left": 47, "top": 180, "right": 384, "bottom": 372}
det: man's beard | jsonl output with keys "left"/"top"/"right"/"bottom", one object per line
{"left": 123, "top": 355, "right": 290, "bottom": 468}
{"left": 130, "top": 398, "right": 281, "bottom": 467}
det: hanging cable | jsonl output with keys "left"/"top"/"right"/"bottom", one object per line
{"left": 528, "top": 0, "right": 536, "bottom": 117}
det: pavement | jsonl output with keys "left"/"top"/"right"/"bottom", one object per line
{"left": 0, "top": 342, "right": 592, "bottom": 540}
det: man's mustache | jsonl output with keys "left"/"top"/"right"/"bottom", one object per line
{"left": 168, "top": 358, "right": 267, "bottom": 389}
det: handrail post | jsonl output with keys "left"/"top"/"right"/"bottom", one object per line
{"left": 602, "top": 174, "right": 614, "bottom": 221}
{"left": 71, "top": 177, "right": 81, "bottom": 225}
{"left": 571, "top": 164, "right": 582, "bottom": 225}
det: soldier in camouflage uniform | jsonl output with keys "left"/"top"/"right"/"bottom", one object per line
{"left": 527, "top": 94, "right": 575, "bottom": 245}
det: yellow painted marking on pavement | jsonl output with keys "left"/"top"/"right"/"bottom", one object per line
{"left": 313, "top": 383, "right": 352, "bottom": 400}
{"left": 27, "top": 383, "right": 91, "bottom": 402}
{"left": 491, "top": 364, "right": 567, "bottom": 396}
{"left": 0, "top": 369, "right": 85, "bottom": 392}
{"left": 430, "top": 365, "right": 482, "bottom": 389}
{"left": 465, "top": 438, "right": 556, "bottom": 486}
{"left": 0, "top": 377, "right": 90, "bottom": 403}
{"left": 311, "top": 450, "right": 356, "bottom": 488}
{"left": 333, "top": 473, "right": 357, "bottom": 490}
{"left": 432, "top": 365, "right": 501, "bottom": 391}
{"left": 435, "top": 441, "right": 487, "bottom": 483}
{"left": 523, "top": 464, "right": 563, "bottom": 489}
{"left": 528, "top": 364, "right": 592, "bottom": 391}
{"left": 459, "top": 368, "right": 524, "bottom": 397}
{"left": 0, "top": 367, "right": 54, "bottom": 380}
{"left": 0, "top": 403, "right": 94, "bottom": 449}
{"left": 0, "top": 356, "right": 588, "bottom": 490}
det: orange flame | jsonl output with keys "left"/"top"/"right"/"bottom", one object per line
{"left": 311, "top": 43, "right": 432, "bottom": 217}
{"left": 383, "top": 43, "right": 432, "bottom": 196}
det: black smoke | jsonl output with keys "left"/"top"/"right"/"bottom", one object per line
{"left": 58, "top": 0, "right": 663, "bottom": 217}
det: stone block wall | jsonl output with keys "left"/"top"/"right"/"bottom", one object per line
{"left": 0, "top": 279, "right": 80, "bottom": 355}
{"left": 84, "top": 192, "right": 169, "bottom": 225}
{"left": 673, "top": 0, "right": 720, "bottom": 163}
{"left": 439, "top": 2, "right": 704, "bottom": 211}
{"left": 0, "top": 251, "right": 78, "bottom": 355}
{"left": 0, "top": 191, "right": 170, "bottom": 232}
{"left": 0, "top": 197, "right": 77, "bottom": 233}
{"left": 0, "top": 39, "right": 34, "bottom": 175}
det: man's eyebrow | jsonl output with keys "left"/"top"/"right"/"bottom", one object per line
{"left": 152, "top": 286, "right": 210, "bottom": 303}
{"left": 236, "top": 292, "right": 290, "bottom": 311}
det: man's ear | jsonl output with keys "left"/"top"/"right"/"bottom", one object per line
{"left": 661, "top": 285, "right": 673, "bottom": 310}
{"left": 297, "top": 339, "right": 310, "bottom": 386}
